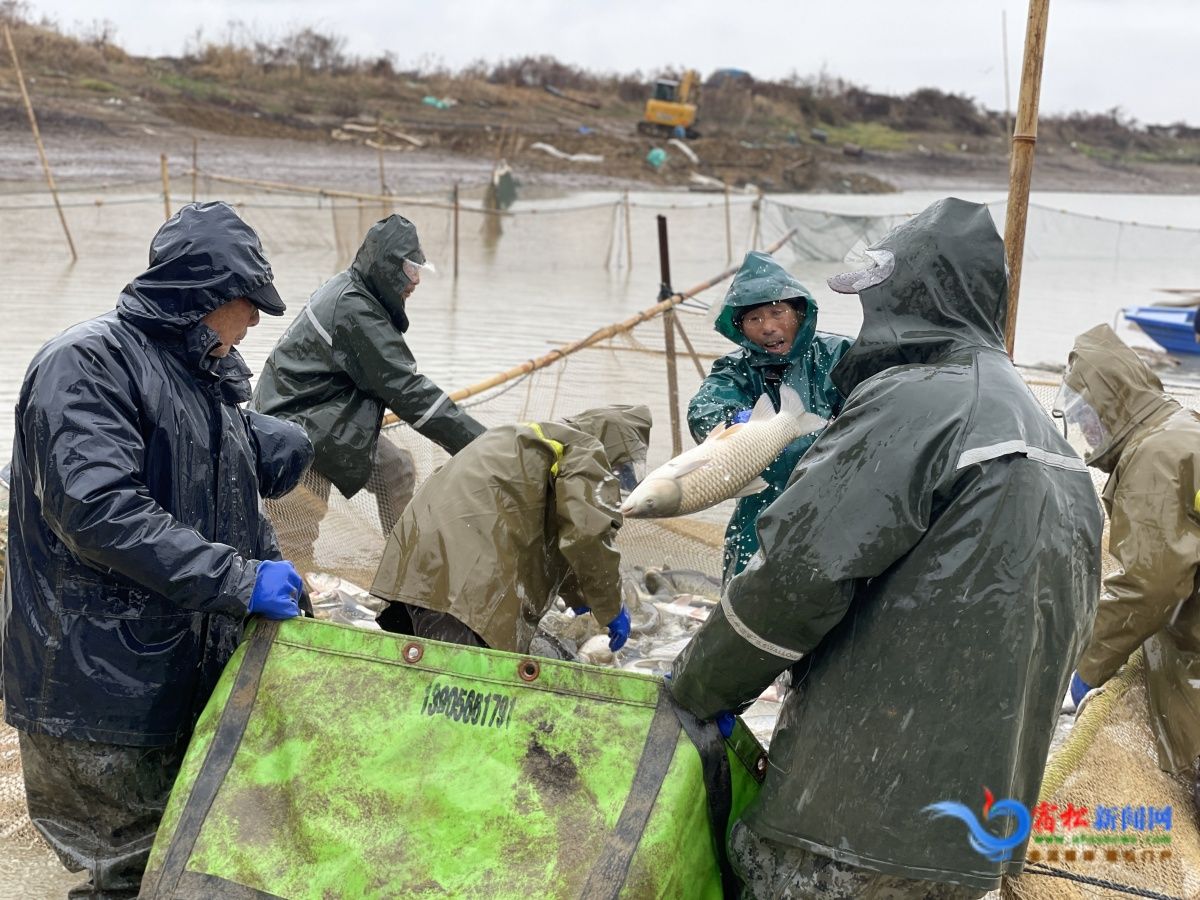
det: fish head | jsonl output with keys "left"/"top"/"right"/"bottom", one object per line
{"left": 619, "top": 477, "right": 682, "bottom": 518}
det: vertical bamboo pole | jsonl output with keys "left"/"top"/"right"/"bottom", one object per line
{"left": 1002, "top": 11, "right": 1013, "bottom": 141}
{"left": 723, "top": 183, "right": 733, "bottom": 265}
{"left": 160, "top": 153, "right": 171, "bottom": 220}
{"left": 1003, "top": 0, "right": 1051, "bottom": 358}
{"left": 452, "top": 181, "right": 460, "bottom": 279}
{"left": 623, "top": 189, "right": 633, "bottom": 270}
{"left": 4, "top": 24, "right": 76, "bottom": 261}
{"left": 376, "top": 113, "right": 386, "bottom": 198}
{"left": 191, "top": 136, "right": 198, "bottom": 201}
{"left": 751, "top": 189, "right": 764, "bottom": 251}
{"left": 657, "top": 215, "right": 683, "bottom": 457}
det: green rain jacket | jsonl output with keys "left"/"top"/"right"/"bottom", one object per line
{"left": 1067, "top": 324, "right": 1200, "bottom": 774}
{"left": 671, "top": 199, "right": 1102, "bottom": 891}
{"left": 687, "top": 251, "right": 850, "bottom": 581}
{"left": 371, "top": 406, "right": 651, "bottom": 653}
{"left": 252, "top": 215, "right": 485, "bottom": 497}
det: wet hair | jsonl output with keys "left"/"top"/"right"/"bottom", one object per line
{"left": 733, "top": 298, "right": 804, "bottom": 331}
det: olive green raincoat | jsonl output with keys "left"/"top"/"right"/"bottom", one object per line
{"left": 1067, "top": 324, "right": 1200, "bottom": 774}
{"left": 370, "top": 406, "right": 651, "bottom": 653}
{"left": 687, "top": 252, "right": 850, "bottom": 581}
{"left": 252, "top": 215, "right": 484, "bottom": 497}
{"left": 671, "top": 199, "right": 1102, "bottom": 892}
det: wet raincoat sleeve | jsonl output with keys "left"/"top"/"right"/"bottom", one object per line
{"left": 22, "top": 346, "right": 258, "bottom": 618}
{"left": 241, "top": 409, "right": 314, "bottom": 500}
{"left": 670, "top": 372, "right": 959, "bottom": 719}
{"left": 687, "top": 354, "right": 755, "bottom": 442}
{"left": 330, "top": 294, "right": 486, "bottom": 454}
{"left": 553, "top": 445, "right": 624, "bottom": 626}
{"left": 1076, "top": 440, "right": 1200, "bottom": 686}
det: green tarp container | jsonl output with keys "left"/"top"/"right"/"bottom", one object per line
{"left": 142, "top": 619, "right": 766, "bottom": 898}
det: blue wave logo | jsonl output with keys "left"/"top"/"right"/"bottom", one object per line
{"left": 924, "top": 788, "right": 1031, "bottom": 862}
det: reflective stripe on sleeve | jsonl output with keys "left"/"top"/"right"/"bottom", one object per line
{"left": 303, "top": 305, "right": 333, "bottom": 346}
{"left": 719, "top": 594, "right": 804, "bottom": 662}
{"left": 956, "top": 440, "right": 1086, "bottom": 472}
{"left": 413, "top": 392, "right": 450, "bottom": 429}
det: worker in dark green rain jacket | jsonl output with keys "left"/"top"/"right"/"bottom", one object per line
{"left": 687, "top": 251, "right": 850, "bottom": 581}
{"left": 670, "top": 199, "right": 1101, "bottom": 899}
{"left": 252, "top": 215, "right": 485, "bottom": 565}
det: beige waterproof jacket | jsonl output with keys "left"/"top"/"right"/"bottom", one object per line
{"left": 370, "top": 406, "right": 651, "bottom": 652}
{"left": 1068, "top": 324, "right": 1200, "bottom": 773}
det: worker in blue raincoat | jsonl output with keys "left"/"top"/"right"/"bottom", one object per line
{"left": 2, "top": 202, "right": 313, "bottom": 899}
{"left": 687, "top": 251, "right": 850, "bottom": 581}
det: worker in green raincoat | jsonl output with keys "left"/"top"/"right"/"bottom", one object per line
{"left": 670, "top": 199, "right": 1102, "bottom": 898}
{"left": 1059, "top": 324, "right": 1200, "bottom": 810}
{"left": 371, "top": 406, "right": 651, "bottom": 656}
{"left": 687, "top": 251, "right": 850, "bottom": 582}
{"left": 252, "top": 215, "right": 485, "bottom": 563}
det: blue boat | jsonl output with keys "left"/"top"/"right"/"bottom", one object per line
{"left": 1122, "top": 305, "right": 1200, "bottom": 355}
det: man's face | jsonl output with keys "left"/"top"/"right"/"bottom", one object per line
{"left": 739, "top": 302, "right": 801, "bottom": 355}
{"left": 400, "top": 258, "right": 424, "bottom": 301}
{"left": 201, "top": 297, "right": 260, "bottom": 357}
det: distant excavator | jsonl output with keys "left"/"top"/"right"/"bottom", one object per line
{"left": 638, "top": 69, "right": 700, "bottom": 138}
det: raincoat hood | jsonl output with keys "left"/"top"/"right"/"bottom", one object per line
{"left": 1062, "top": 323, "right": 1178, "bottom": 472}
{"left": 830, "top": 198, "right": 1007, "bottom": 397}
{"left": 561, "top": 405, "right": 652, "bottom": 467}
{"left": 117, "top": 201, "right": 281, "bottom": 397}
{"left": 350, "top": 214, "right": 427, "bottom": 332}
{"left": 714, "top": 251, "right": 818, "bottom": 365}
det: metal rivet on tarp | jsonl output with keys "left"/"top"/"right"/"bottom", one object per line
{"left": 403, "top": 642, "right": 424, "bottom": 663}
{"left": 755, "top": 754, "right": 768, "bottom": 777}
{"left": 518, "top": 658, "right": 540, "bottom": 682}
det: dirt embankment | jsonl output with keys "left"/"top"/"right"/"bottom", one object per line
{"left": 2, "top": 18, "right": 1199, "bottom": 196}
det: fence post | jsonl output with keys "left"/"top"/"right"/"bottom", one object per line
{"left": 191, "top": 136, "right": 198, "bottom": 201}
{"left": 657, "top": 215, "right": 683, "bottom": 457}
{"left": 623, "top": 189, "right": 633, "bottom": 270}
{"left": 453, "top": 181, "right": 461, "bottom": 279}
{"left": 4, "top": 24, "right": 76, "bottom": 261}
{"left": 724, "top": 183, "right": 733, "bottom": 265}
{"left": 160, "top": 153, "right": 171, "bottom": 220}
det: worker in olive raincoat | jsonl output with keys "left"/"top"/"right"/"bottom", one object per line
{"left": 371, "top": 406, "right": 651, "bottom": 655}
{"left": 252, "top": 214, "right": 485, "bottom": 562}
{"left": 1060, "top": 324, "right": 1200, "bottom": 807}
{"left": 670, "top": 199, "right": 1102, "bottom": 899}
{"left": 687, "top": 251, "right": 849, "bottom": 581}
{"left": 2, "top": 202, "right": 313, "bottom": 898}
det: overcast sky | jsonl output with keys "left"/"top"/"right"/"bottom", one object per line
{"left": 24, "top": 0, "right": 1200, "bottom": 126}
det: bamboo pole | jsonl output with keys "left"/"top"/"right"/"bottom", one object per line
{"left": 658, "top": 215, "right": 683, "bottom": 457}
{"left": 184, "top": 170, "right": 508, "bottom": 216}
{"left": 623, "top": 189, "right": 633, "bottom": 270}
{"left": 376, "top": 114, "right": 387, "bottom": 201}
{"left": 723, "top": 184, "right": 733, "bottom": 265}
{"left": 191, "top": 136, "right": 198, "bottom": 201}
{"left": 1002, "top": 11, "right": 1013, "bottom": 141}
{"left": 1003, "top": 0, "right": 1051, "bottom": 358}
{"left": 452, "top": 181, "right": 460, "bottom": 279}
{"left": 4, "top": 24, "right": 76, "bottom": 261}
{"left": 380, "top": 225, "right": 796, "bottom": 421}
{"left": 672, "top": 313, "right": 708, "bottom": 378}
{"left": 160, "top": 153, "right": 171, "bottom": 219}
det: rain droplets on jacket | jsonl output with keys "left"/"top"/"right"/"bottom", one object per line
{"left": 686, "top": 251, "right": 849, "bottom": 581}
{"left": 671, "top": 199, "right": 1102, "bottom": 891}
{"left": 2, "top": 202, "right": 313, "bottom": 747}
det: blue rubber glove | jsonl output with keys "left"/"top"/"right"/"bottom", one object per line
{"left": 730, "top": 408, "right": 752, "bottom": 425}
{"left": 715, "top": 711, "right": 735, "bottom": 739}
{"left": 1069, "top": 672, "right": 1093, "bottom": 708}
{"left": 572, "top": 605, "right": 591, "bottom": 616}
{"left": 249, "top": 560, "right": 303, "bottom": 620}
{"left": 606, "top": 607, "right": 631, "bottom": 652}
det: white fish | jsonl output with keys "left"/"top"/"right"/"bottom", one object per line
{"left": 620, "top": 385, "right": 826, "bottom": 518}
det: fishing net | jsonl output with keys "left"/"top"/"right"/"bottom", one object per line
{"left": 4, "top": 175, "right": 1200, "bottom": 896}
